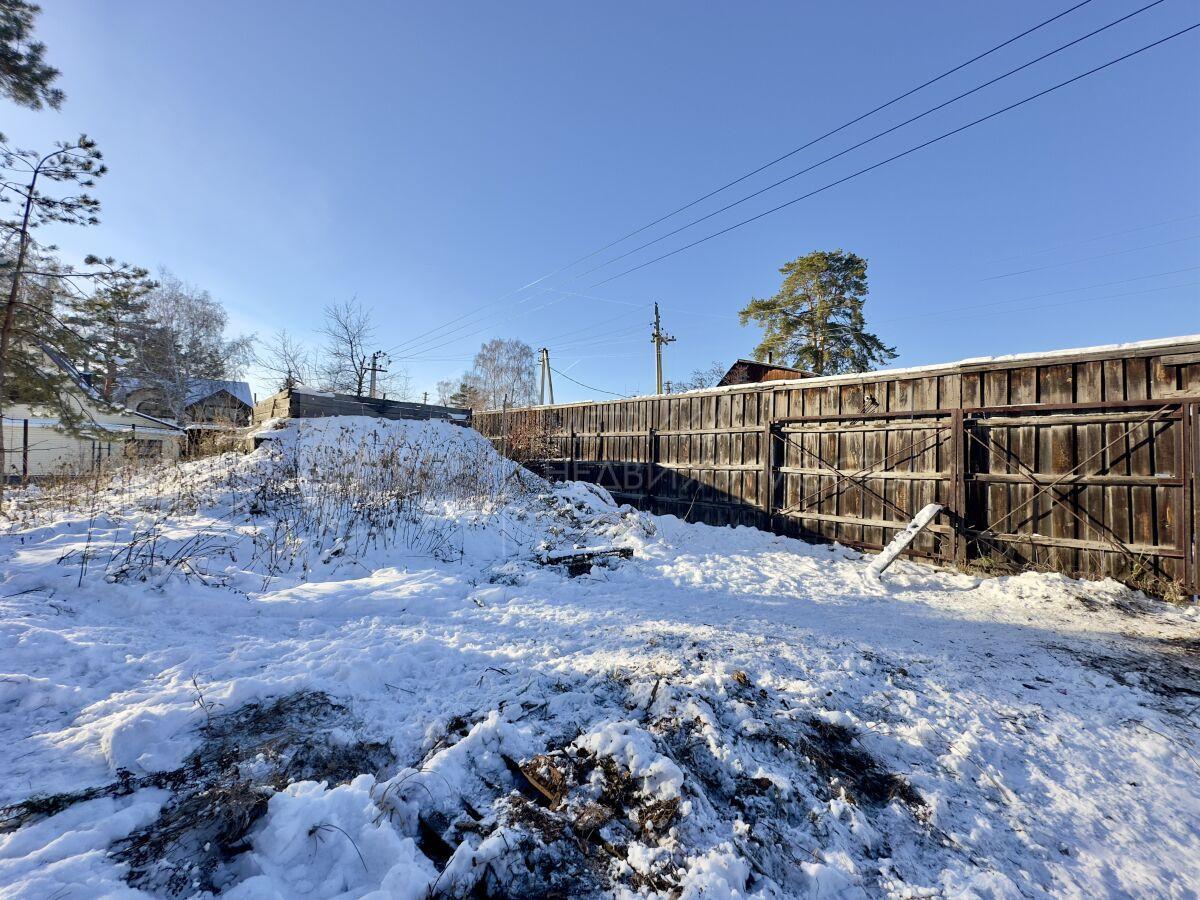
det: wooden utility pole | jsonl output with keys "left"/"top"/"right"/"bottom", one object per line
{"left": 651, "top": 303, "right": 675, "bottom": 395}
{"left": 539, "top": 348, "right": 555, "bottom": 405}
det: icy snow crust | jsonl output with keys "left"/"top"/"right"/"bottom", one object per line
{"left": 0, "top": 416, "right": 1197, "bottom": 898}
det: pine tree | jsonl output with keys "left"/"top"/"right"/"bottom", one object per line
{"left": 1, "top": 255, "right": 88, "bottom": 422}
{"left": 65, "top": 266, "right": 153, "bottom": 401}
{"left": 0, "top": 134, "right": 107, "bottom": 491}
{"left": 447, "top": 377, "right": 483, "bottom": 410}
{"left": 738, "top": 250, "right": 896, "bottom": 376}
{"left": 0, "top": 1, "right": 62, "bottom": 109}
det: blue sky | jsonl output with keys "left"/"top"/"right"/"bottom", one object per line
{"left": 6, "top": 1, "right": 1199, "bottom": 402}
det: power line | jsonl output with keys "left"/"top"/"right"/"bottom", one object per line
{"left": 589, "top": 22, "right": 1200, "bottom": 288}
{"left": 387, "top": 288, "right": 571, "bottom": 359}
{"left": 379, "top": 0, "right": 1103, "bottom": 357}
{"left": 548, "top": 0, "right": 1102, "bottom": 275}
{"left": 573, "top": 0, "right": 1171, "bottom": 282}
{"left": 392, "top": 289, "right": 648, "bottom": 362}
{"left": 981, "top": 234, "right": 1200, "bottom": 280}
{"left": 549, "top": 365, "right": 629, "bottom": 398}
{"left": 878, "top": 265, "right": 1200, "bottom": 323}
{"left": 980, "top": 212, "right": 1200, "bottom": 264}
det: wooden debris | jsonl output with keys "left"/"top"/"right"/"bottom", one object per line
{"left": 867, "top": 503, "right": 944, "bottom": 578}
{"left": 638, "top": 796, "right": 680, "bottom": 835}
{"left": 519, "top": 754, "right": 569, "bottom": 808}
{"left": 539, "top": 547, "right": 634, "bottom": 577}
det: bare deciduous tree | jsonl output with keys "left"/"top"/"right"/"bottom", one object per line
{"left": 316, "top": 298, "right": 411, "bottom": 399}
{"left": 257, "top": 328, "right": 313, "bottom": 391}
{"left": 317, "top": 298, "right": 373, "bottom": 396}
{"left": 674, "top": 360, "right": 729, "bottom": 392}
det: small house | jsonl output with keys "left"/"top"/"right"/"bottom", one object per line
{"left": 3, "top": 349, "right": 183, "bottom": 482}
{"left": 717, "top": 359, "right": 813, "bottom": 387}
{"left": 119, "top": 379, "right": 254, "bottom": 428}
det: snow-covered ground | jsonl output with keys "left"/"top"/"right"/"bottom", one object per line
{"left": 1, "top": 417, "right": 1197, "bottom": 899}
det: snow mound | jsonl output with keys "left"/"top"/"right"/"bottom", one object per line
{"left": 1, "top": 416, "right": 650, "bottom": 595}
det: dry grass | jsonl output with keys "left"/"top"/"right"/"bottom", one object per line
{"left": 6, "top": 421, "right": 545, "bottom": 591}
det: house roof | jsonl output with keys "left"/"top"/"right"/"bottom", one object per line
{"left": 116, "top": 377, "right": 254, "bottom": 410}
{"left": 184, "top": 379, "right": 253, "bottom": 408}
{"left": 37, "top": 346, "right": 184, "bottom": 433}
{"left": 718, "top": 358, "right": 813, "bottom": 386}
{"left": 40, "top": 344, "right": 102, "bottom": 402}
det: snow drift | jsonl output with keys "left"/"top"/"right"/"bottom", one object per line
{"left": 1, "top": 416, "right": 1198, "bottom": 898}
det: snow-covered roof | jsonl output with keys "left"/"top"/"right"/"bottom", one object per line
{"left": 115, "top": 377, "right": 253, "bottom": 409}
{"left": 40, "top": 345, "right": 102, "bottom": 402}
{"left": 184, "top": 379, "right": 253, "bottom": 409}
{"left": 37, "top": 346, "right": 184, "bottom": 433}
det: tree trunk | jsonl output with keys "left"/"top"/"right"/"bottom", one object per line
{"left": 0, "top": 171, "right": 38, "bottom": 501}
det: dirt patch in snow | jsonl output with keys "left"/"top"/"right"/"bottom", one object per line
{"left": 2, "top": 691, "right": 394, "bottom": 897}
{"left": 401, "top": 669, "right": 928, "bottom": 898}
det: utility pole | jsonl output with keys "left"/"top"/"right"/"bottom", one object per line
{"left": 539, "top": 348, "right": 555, "bottom": 405}
{"left": 650, "top": 302, "right": 675, "bottom": 395}
{"left": 366, "top": 350, "right": 389, "bottom": 399}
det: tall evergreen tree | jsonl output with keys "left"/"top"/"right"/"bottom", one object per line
{"left": 64, "top": 265, "right": 153, "bottom": 402}
{"left": 0, "top": 1, "right": 62, "bottom": 109}
{"left": 0, "top": 134, "right": 107, "bottom": 491}
{"left": 738, "top": 250, "right": 896, "bottom": 376}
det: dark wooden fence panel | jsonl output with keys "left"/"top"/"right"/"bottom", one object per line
{"left": 253, "top": 388, "right": 470, "bottom": 425}
{"left": 475, "top": 339, "right": 1200, "bottom": 596}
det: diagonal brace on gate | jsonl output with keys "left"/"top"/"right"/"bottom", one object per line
{"left": 965, "top": 404, "right": 1174, "bottom": 565}
{"left": 776, "top": 426, "right": 949, "bottom": 524}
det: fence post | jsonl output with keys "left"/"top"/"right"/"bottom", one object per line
{"left": 646, "top": 426, "right": 657, "bottom": 509}
{"left": 21, "top": 418, "right": 29, "bottom": 483}
{"left": 950, "top": 408, "right": 968, "bottom": 568}
{"left": 1187, "top": 401, "right": 1198, "bottom": 600}
{"left": 500, "top": 398, "right": 509, "bottom": 460}
{"left": 568, "top": 424, "right": 576, "bottom": 482}
{"left": 760, "top": 392, "right": 775, "bottom": 529}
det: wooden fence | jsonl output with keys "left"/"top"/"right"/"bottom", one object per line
{"left": 252, "top": 388, "right": 470, "bottom": 426}
{"left": 474, "top": 337, "right": 1200, "bottom": 597}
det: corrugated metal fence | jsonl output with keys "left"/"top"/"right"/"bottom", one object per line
{"left": 475, "top": 338, "right": 1200, "bottom": 598}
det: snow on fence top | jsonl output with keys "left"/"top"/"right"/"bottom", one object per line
{"left": 517, "top": 333, "right": 1200, "bottom": 408}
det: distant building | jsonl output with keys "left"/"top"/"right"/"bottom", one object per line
{"left": 717, "top": 358, "right": 813, "bottom": 387}
{"left": 3, "top": 348, "right": 183, "bottom": 482}
{"left": 118, "top": 379, "right": 254, "bottom": 428}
